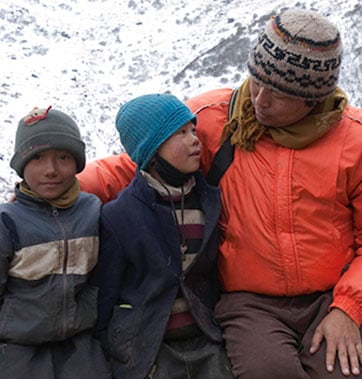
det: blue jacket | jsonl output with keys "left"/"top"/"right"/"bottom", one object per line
{"left": 95, "top": 170, "right": 222, "bottom": 379}
{"left": 0, "top": 187, "right": 101, "bottom": 345}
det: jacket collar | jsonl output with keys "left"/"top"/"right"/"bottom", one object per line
{"left": 131, "top": 170, "right": 221, "bottom": 255}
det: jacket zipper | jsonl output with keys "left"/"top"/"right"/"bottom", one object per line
{"left": 52, "top": 206, "right": 69, "bottom": 339}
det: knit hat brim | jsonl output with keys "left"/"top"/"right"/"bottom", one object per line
{"left": 132, "top": 109, "right": 196, "bottom": 170}
{"left": 10, "top": 107, "right": 86, "bottom": 178}
{"left": 10, "top": 133, "right": 85, "bottom": 177}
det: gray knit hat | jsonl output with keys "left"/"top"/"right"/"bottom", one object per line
{"left": 10, "top": 106, "right": 85, "bottom": 177}
{"left": 115, "top": 93, "right": 196, "bottom": 170}
{"left": 247, "top": 9, "right": 343, "bottom": 100}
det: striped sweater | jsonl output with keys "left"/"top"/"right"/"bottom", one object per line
{"left": 142, "top": 172, "right": 204, "bottom": 340}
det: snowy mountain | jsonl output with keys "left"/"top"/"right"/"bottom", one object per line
{"left": 1, "top": 0, "right": 361, "bottom": 200}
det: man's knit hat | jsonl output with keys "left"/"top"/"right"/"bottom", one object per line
{"left": 115, "top": 93, "right": 196, "bottom": 170}
{"left": 247, "top": 9, "right": 342, "bottom": 100}
{"left": 10, "top": 106, "right": 85, "bottom": 177}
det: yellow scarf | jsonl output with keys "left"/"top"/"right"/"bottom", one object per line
{"left": 221, "top": 78, "right": 348, "bottom": 151}
{"left": 19, "top": 179, "right": 80, "bottom": 209}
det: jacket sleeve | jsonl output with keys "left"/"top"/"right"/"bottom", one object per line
{"left": 93, "top": 208, "right": 128, "bottom": 356}
{"left": 0, "top": 214, "right": 15, "bottom": 301}
{"left": 77, "top": 153, "right": 137, "bottom": 203}
{"left": 330, "top": 109, "right": 362, "bottom": 326}
{"left": 0, "top": 248, "right": 9, "bottom": 300}
{"left": 186, "top": 88, "right": 232, "bottom": 176}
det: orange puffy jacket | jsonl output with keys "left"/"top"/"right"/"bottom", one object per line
{"left": 78, "top": 87, "right": 362, "bottom": 325}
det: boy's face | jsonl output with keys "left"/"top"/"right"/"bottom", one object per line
{"left": 23, "top": 149, "right": 77, "bottom": 200}
{"left": 157, "top": 121, "right": 201, "bottom": 174}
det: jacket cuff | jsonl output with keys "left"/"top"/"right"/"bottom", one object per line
{"left": 330, "top": 295, "right": 362, "bottom": 327}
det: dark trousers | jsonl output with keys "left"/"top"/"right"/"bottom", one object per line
{"left": 215, "top": 290, "right": 362, "bottom": 379}
{"left": 0, "top": 331, "right": 111, "bottom": 379}
{"left": 146, "top": 334, "right": 235, "bottom": 379}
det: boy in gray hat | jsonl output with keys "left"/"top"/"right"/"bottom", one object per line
{"left": 93, "top": 93, "right": 234, "bottom": 379}
{"left": 0, "top": 106, "right": 111, "bottom": 378}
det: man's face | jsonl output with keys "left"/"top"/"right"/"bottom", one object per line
{"left": 249, "top": 78, "right": 314, "bottom": 128}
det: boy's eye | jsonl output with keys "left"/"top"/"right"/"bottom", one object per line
{"left": 59, "top": 153, "right": 72, "bottom": 161}
{"left": 31, "top": 154, "right": 41, "bottom": 160}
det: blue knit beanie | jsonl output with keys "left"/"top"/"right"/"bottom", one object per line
{"left": 115, "top": 93, "right": 196, "bottom": 170}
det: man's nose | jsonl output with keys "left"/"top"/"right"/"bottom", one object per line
{"left": 255, "top": 86, "right": 271, "bottom": 108}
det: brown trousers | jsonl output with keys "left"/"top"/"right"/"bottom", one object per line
{"left": 215, "top": 290, "right": 362, "bottom": 379}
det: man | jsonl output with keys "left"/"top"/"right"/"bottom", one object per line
{"left": 78, "top": 9, "right": 362, "bottom": 378}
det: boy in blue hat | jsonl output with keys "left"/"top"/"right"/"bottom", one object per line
{"left": 94, "top": 93, "right": 234, "bottom": 379}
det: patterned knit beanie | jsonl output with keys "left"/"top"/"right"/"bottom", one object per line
{"left": 115, "top": 93, "right": 196, "bottom": 170}
{"left": 247, "top": 9, "right": 342, "bottom": 100}
{"left": 10, "top": 106, "right": 85, "bottom": 177}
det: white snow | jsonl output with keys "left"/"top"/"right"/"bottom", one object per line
{"left": 1, "top": 0, "right": 361, "bottom": 200}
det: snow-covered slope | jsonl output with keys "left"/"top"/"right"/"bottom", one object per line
{"left": 1, "top": 0, "right": 361, "bottom": 200}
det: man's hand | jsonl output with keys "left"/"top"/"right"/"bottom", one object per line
{"left": 310, "top": 308, "right": 362, "bottom": 376}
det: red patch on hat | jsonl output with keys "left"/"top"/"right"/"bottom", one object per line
{"left": 24, "top": 105, "right": 52, "bottom": 126}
